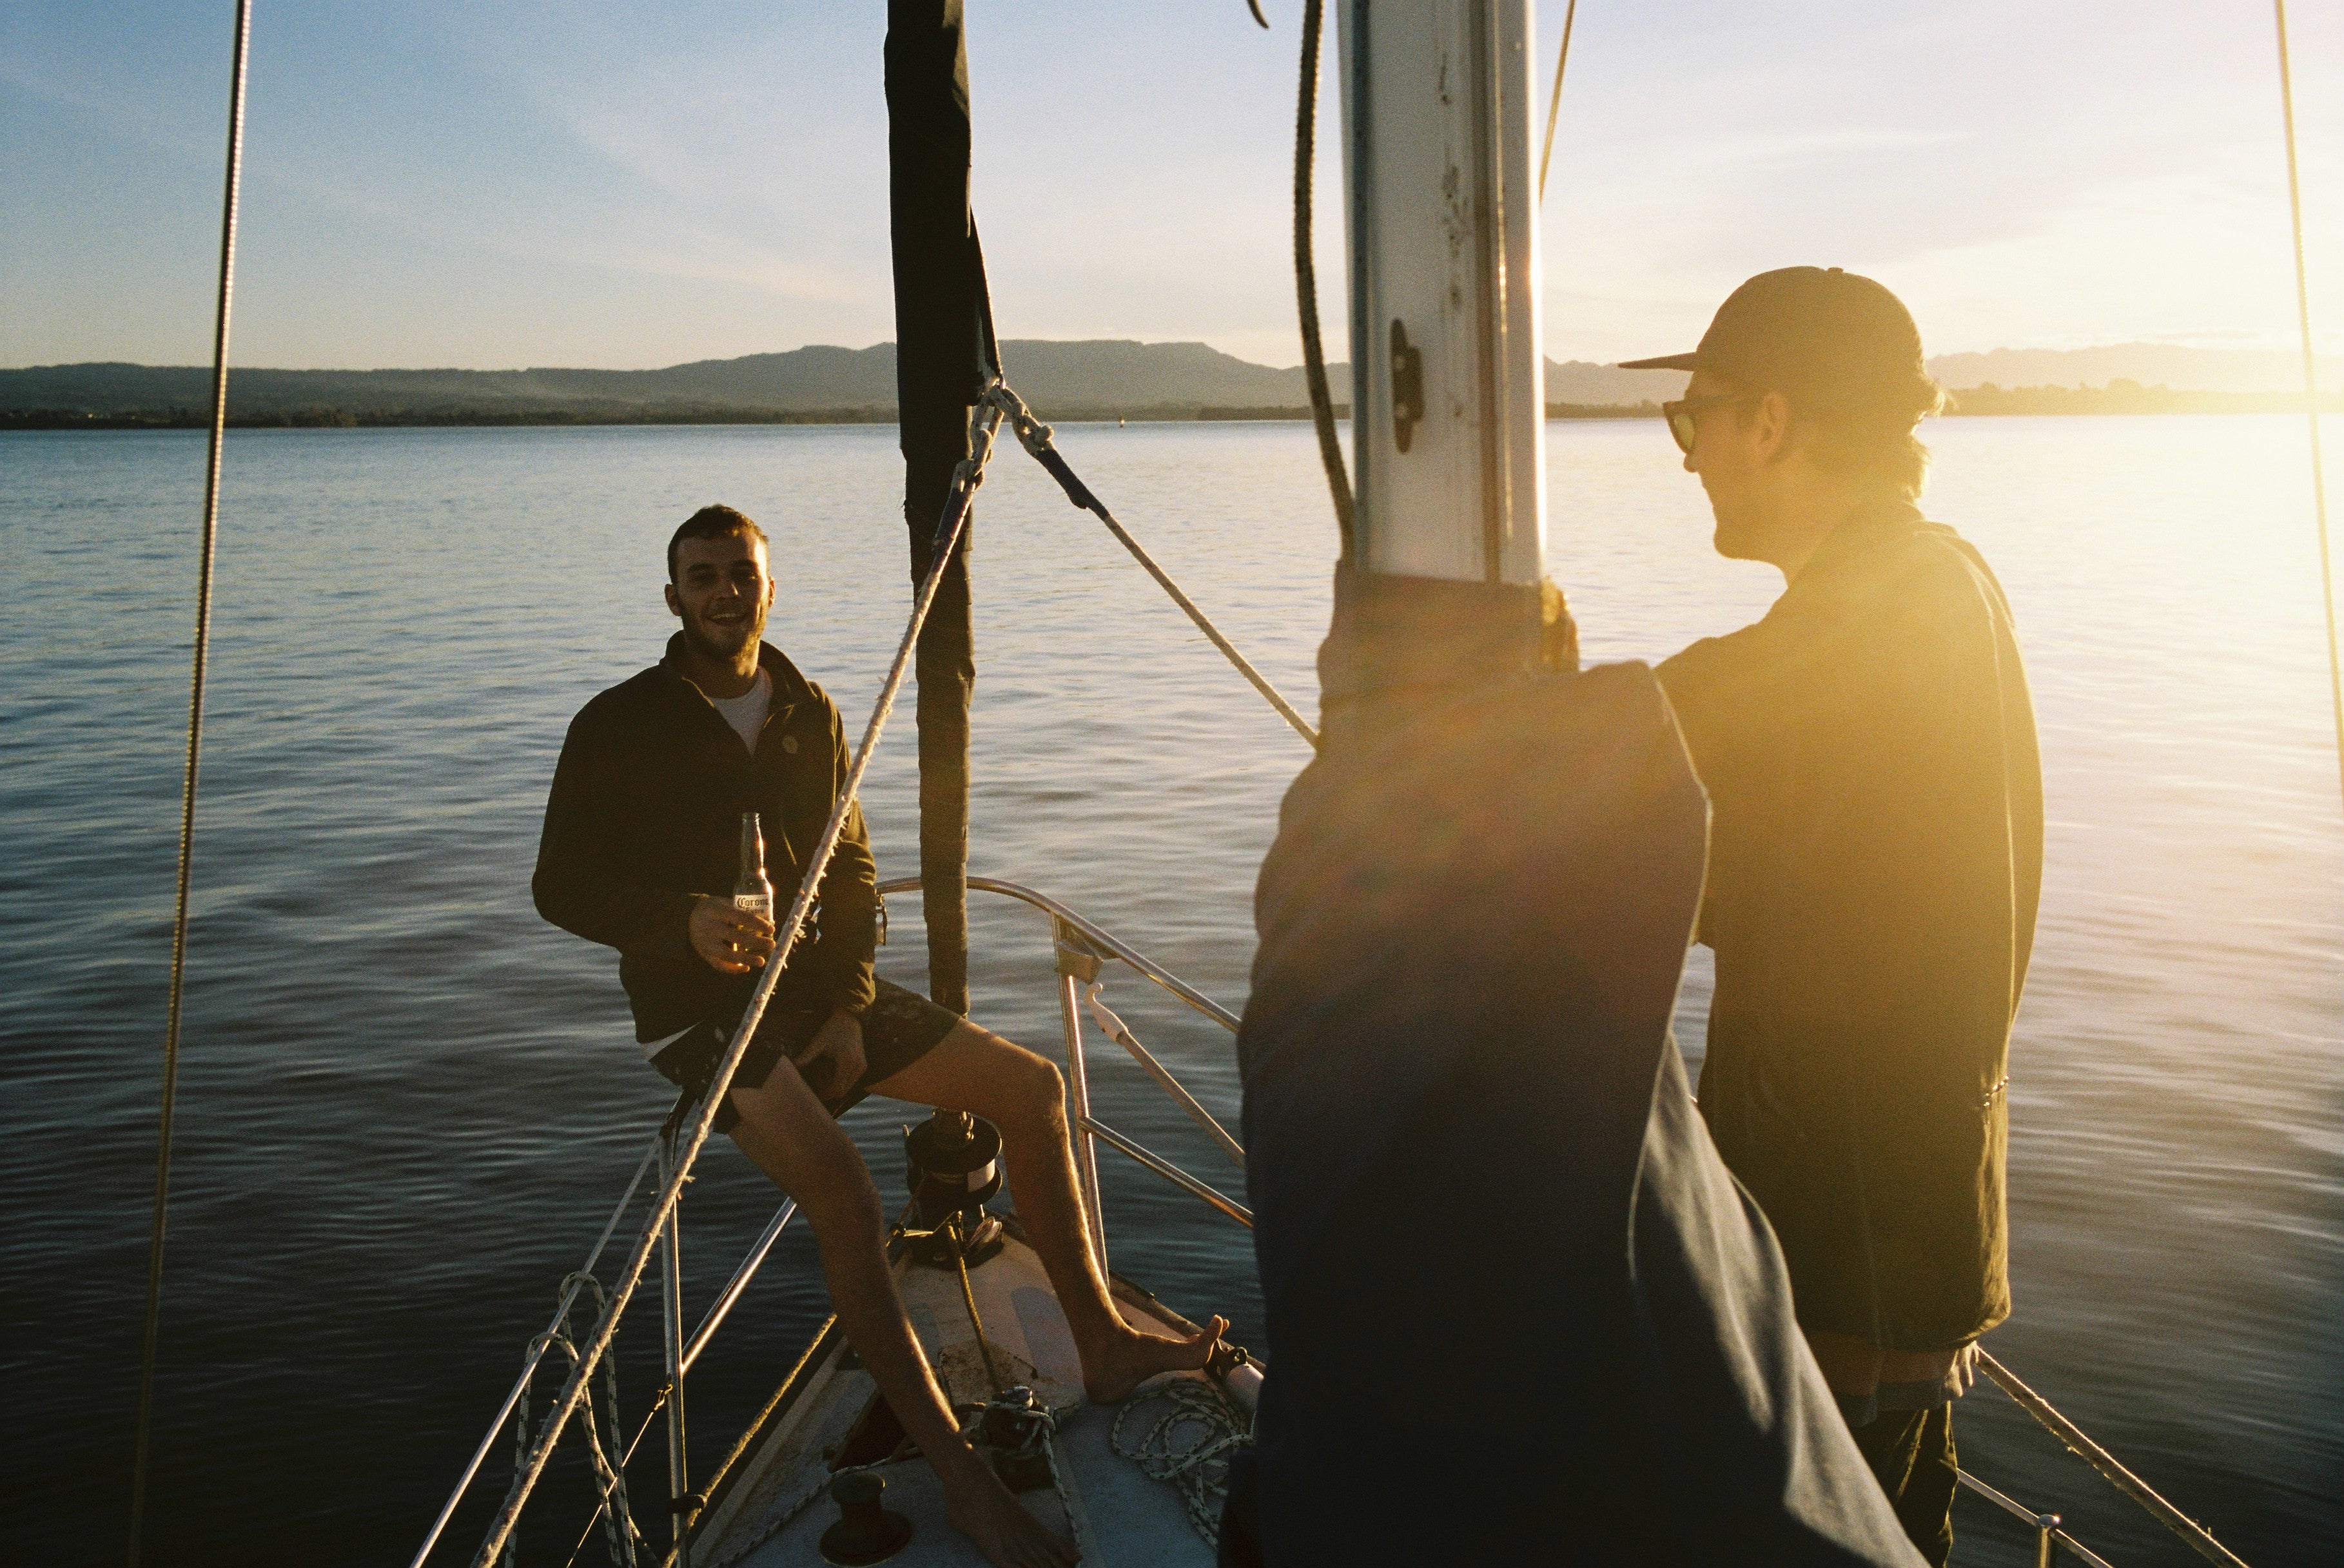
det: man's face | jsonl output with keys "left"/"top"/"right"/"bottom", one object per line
{"left": 665, "top": 531, "right": 774, "bottom": 661}
{"left": 1680, "top": 369, "right": 1778, "bottom": 562}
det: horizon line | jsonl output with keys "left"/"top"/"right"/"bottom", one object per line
{"left": 8, "top": 335, "right": 2342, "bottom": 378}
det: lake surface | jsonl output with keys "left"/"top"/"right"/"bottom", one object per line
{"left": 2, "top": 417, "right": 2338, "bottom": 1567}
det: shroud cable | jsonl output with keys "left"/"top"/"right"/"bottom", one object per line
{"left": 128, "top": 4, "right": 253, "bottom": 1562}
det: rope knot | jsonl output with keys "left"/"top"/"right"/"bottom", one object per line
{"left": 982, "top": 382, "right": 1056, "bottom": 461}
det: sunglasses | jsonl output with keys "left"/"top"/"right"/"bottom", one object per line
{"left": 1661, "top": 392, "right": 1758, "bottom": 455}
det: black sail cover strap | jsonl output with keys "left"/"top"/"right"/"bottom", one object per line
{"left": 887, "top": 0, "right": 998, "bottom": 1014}
{"left": 1224, "top": 565, "right": 1926, "bottom": 1565}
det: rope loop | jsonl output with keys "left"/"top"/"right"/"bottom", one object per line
{"left": 1109, "top": 1379, "right": 1253, "bottom": 1547}
{"left": 982, "top": 381, "right": 1054, "bottom": 463}
{"left": 509, "top": 1276, "right": 643, "bottom": 1568}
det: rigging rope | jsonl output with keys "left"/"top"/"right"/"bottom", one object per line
{"left": 1536, "top": 0, "right": 1579, "bottom": 204}
{"left": 1294, "top": 0, "right": 1356, "bottom": 556}
{"left": 984, "top": 383, "right": 1320, "bottom": 748}
{"left": 466, "top": 401, "right": 1009, "bottom": 1568}
{"left": 509, "top": 1275, "right": 645, "bottom": 1568}
{"left": 953, "top": 1224, "right": 1010, "bottom": 1397}
{"left": 128, "top": 6, "right": 251, "bottom": 1563}
{"left": 2272, "top": 0, "right": 2343, "bottom": 809}
{"left": 411, "top": 1139, "right": 663, "bottom": 1568}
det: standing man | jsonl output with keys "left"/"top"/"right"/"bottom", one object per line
{"left": 1625, "top": 269, "right": 2043, "bottom": 1565}
{"left": 534, "top": 504, "right": 1221, "bottom": 1568}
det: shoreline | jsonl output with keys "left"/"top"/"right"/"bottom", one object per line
{"left": 5, "top": 391, "right": 2337, "bottom": 433}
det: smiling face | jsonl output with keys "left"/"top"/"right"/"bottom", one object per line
{"left": 664, "top": 528, "right": 774, "bottom": 663}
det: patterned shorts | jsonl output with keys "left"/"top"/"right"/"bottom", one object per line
{"left": 650, "top": 976, "right": 962, "bottom": 1135}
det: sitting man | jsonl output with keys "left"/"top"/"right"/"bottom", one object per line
{"left": 534, "top": 503, "right": 1220, "bottom": 1568}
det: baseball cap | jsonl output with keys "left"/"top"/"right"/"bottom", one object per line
{"left": 1621, "top": 266, "right": 1935, "bottom": 420}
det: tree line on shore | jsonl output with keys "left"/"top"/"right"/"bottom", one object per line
{"left": 7, "top": 380, "right": 2334, "bottom": 432}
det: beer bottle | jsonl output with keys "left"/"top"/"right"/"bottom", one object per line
{"left": 734, "top": 811, "right": 775, "bottom": 923}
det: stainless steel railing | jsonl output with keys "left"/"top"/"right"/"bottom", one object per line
{"left": 875, "top": 875, "right": 1260, "bottom": 1278}
{"left": 429, "top": 876, "right": 2241, "bottom": 1568}
{"left": 1957, "top": 1466, "right": 2116, "bottom": 1568}
{"left": 416, "top": 878, "right": 1251, "bottom": 1568}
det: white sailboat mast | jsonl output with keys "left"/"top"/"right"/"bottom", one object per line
{"left": 1338, "top": 0, "right": 1547, "bottom": 586}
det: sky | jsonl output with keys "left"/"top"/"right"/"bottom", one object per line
{"left": 3, "top": 0, "right": 2339, "bottom": 371}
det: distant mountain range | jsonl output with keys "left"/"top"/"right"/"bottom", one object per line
{"left": 3, "top": 340, "right": 2336, "bottom": 429}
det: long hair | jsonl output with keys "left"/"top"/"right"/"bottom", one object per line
{"left": 1796, "top": 378, "right": 1948, "bottom": 500}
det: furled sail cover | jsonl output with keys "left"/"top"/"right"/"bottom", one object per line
{"left": 1222, "top": 567, "right": 1923, "bottom": 1567}
{"left": 887, "top": 0, "right": 997, "bottom": 1014}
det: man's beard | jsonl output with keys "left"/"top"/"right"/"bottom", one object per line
{"left": 681, "top": 604, "right": 763, "bottom": 663}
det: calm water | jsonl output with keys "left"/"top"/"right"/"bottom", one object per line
{"left": 2, "top": 418, "right": 2338, "bottom": 1566}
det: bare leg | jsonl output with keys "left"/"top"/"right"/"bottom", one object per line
{"left": 725, "top": 1065, "right": 1076, "bottom": 1568}
{"left": 869, "top": 1021, "right": 1226, "bottom": 1404}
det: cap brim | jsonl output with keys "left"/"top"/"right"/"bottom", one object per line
{"left": 1617, "top": 351, "right": 1700, "bottom": 371}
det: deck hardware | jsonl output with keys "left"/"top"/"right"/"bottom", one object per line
{"left": 2035, "top": 1513, "right": 2064, "bottom": 1568}
{"left": 818, "top": 1471, "right": 912, "bottom": 1565}
{"left": 1390, "top": 318, "right": 1425, "bottom": 452}
{"left": 1207, "top": 1339, "right": 1264, "bottom": 1413}
{"left": 904, "top": 1111, "right": 1005, "bottom": 1267}
{"left": 1052, "top": 920, "right": 1109, "bottom": 984}
{"left": 980, "top": 1385, "right": 1059, "bottom": 1493}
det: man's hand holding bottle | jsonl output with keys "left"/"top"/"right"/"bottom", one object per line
{"left": 696, "top": 808, "right": 781, "bottom": 974}
{"left": 690, "top": 895, "right": 774, "bottom": 974}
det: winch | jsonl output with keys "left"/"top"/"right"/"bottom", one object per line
{"left": 903, "top": 1108, "right": 1005, "bottom": 1267}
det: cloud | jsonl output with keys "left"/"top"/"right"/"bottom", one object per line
{"left": 5, "top": 0, "right": 2339, "bottom": 369}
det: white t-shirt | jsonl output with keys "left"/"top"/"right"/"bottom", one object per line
{"left": 709, "top": 669, "right": 772, "bottom": 755}
{"left": 652, "top": 669, "right": 774, "bottom": 1061}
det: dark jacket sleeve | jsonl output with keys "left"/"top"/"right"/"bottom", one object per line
{"left": 533, "top": 708, "right": 698, "bottom": 963}
{"left": 802, "top": 703, "right": 878, "bottom": 1016}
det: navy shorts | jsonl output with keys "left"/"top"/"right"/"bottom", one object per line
{"left": 651, "top": 976, "right": 962, "bottom": 1135}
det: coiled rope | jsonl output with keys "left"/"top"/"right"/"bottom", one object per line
{"left": 128, "top": 6, "right": 252, "bottom": 1563}
{"left": 1109, "top": 1379, "right": 1252, "bottom": 1547}
{"left": 464, "top": 399, "right": 1009, "bottom": 1568}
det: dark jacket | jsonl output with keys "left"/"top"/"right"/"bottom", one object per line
{"left": 533, "top": 635, "right": 878, "bottom": 1042}
{"left": 1225, "top": 564, "right": 1924, "bottom": 1566}
{"left": 1657, "top": 499, "right": 2042, "bottom": 1351}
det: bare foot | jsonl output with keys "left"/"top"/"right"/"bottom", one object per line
{"left": 940, "top": 1449, "right": 1079, "bottom": 1567}
{"left": 1080, "top": 1312, "right": 1228, "bottom": 1405}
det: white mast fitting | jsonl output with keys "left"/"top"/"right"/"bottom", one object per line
{"left": 1338, "top": 0, "right": 1547, "bottom": 586}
